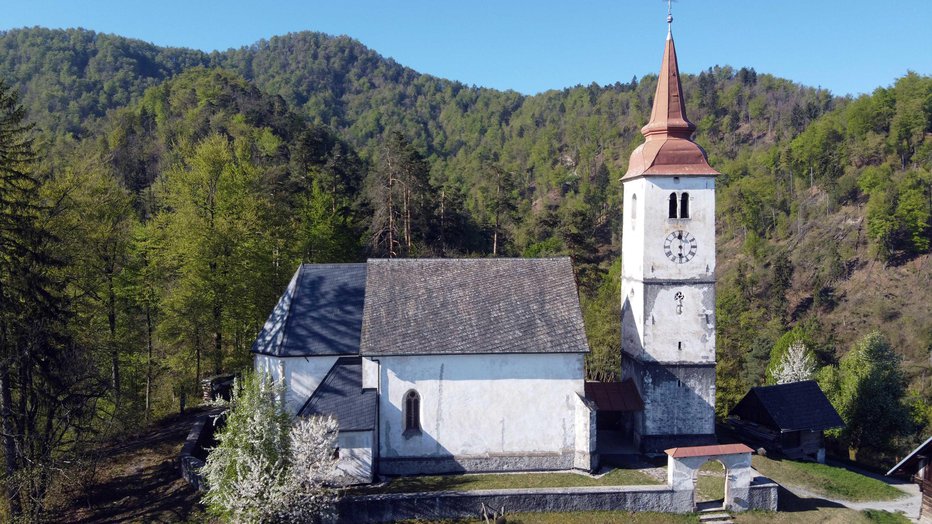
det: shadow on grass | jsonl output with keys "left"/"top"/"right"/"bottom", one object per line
{"left": 778, "top": 485, "right": 847, "bottom": 513}
{"left": 47, "top": 409, "right": 206, "bottom": 524}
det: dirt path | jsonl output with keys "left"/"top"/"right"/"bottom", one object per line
{"left": 46, "top": 408, "right": 208, "bottom": 523}
{"left": 774, "top": 474, "right": 920, "bottom": 521}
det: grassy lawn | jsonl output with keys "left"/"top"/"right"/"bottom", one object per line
{"left": 751, "top": 455, "right": 906, "bottom": 502}
{"left": 397, "top": 508, "right": 907, "bottom": 524}
{"left": 696, "top": 461, "right": 726, "bottom": 502}
{"left": 352, "top": 467, "right": 661, "bottom": 495}
{"left": 480, "top": 511, "right": 697, "bottom": 523}
{"left": 398, "top": 512, "right": 697, "bottom": 524}
{"left": 734, "top": 508, "right": 910, "bottom": 524}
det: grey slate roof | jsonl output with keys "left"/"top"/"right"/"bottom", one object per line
{"left": 298, "top": 357, "right": 376, "bottom": 431}
{"left": 251, "top": 264, "right": 366, "bottom": 357}
{"left": 359, "top": 257, "right": 590, "bottom": 356}
{"left": 730, "top": 380, "right": 844, "bottom": 432}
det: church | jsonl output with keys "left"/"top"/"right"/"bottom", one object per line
{"left": 252, "top": 22, "right": 718, "bottom": 484}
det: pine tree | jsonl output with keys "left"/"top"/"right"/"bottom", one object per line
{"left": 0, "top": 79, "right": 79, "bottom": 519}
{"left": 366, "top": 132, "right": 432, "bottom": 257}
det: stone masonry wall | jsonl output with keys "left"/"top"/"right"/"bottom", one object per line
{"left": 337, "top": 481, "right": 779, "bottom": 523}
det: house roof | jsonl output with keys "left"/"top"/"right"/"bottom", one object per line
{"left": 666, "top": 443, "right": 754, "bottom": 458}
{"left": 623, "top": 33, "right": 720, "bottom": 181}
{"left": 298, "top": 357, "right": 376, "bottom": 432}
{"left": 729, "top": 380, "right": 844, "bottom": 433}
{"left": 585, "top": 379, "right": 644, "bottom": 412}
{"left": 251, "top": 264, "right": 366, "bottom": 357}
{"left": 359, "top": 257, "right": 590, "bottom": 356}
{"left": 886, "top": 435, "right": 932, "bottom": 477}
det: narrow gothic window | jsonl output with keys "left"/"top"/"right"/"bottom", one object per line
{"left": 631, "top": 194, "right": 637, "bottom": 229}
{"left": 404, "top": 390, "right": 420, "bottom": 432}
{"left": 680, "top": 193, "right": 690, "bottom": 218}
{"left": 668, "top": 193, "right": 678, "bottom": 218}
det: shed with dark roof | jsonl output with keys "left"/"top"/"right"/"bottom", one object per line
{"left": 728, "top": 381, "right": 843, "bottom": 462}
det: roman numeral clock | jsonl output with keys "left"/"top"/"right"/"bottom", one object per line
{"left": 663, "top": 230, "right": 697, "bottom": 264}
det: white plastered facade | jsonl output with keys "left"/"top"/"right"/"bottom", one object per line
{"left": 363, "top": 353, "right": 594, "bottom": 473}
{"left": 254, "top": 354, "right": 340, "bottom": 415}
{"left": 621, "top": 175, "right": 716, "bottom": 363}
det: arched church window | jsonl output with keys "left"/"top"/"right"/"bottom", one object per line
{"left": 680, "top": 193, "right": 690, "bottom": 218}
{"left": 631, "top": 194, "right": 637, "bottom": 229}
{"left": 404, "top": 390, "right": 420, "bottom": 433}
{"left": 668, "top": 193, "right": 678, "bottom": 218}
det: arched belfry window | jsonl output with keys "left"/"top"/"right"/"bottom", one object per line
{"left": 404, "top": 390, "right": 420, "bottom": 433}
{"left": 680, "top": 193, "right": 690, "bottom": 219}
{"left": 668, "top": 193, "right": 678, "bottom": 218}
{"left": 631, "top": 194, "right": 637, "bottom": 229}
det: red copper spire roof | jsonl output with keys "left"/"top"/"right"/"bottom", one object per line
{"left": 623, "top": 34, "right": 720, "bottom": 180}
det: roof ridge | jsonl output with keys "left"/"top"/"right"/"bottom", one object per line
{"left": 299, "top": 262, "right": 367, "bottom": 268}
{"left": 365, "top": 256, "right": 570, "bottom": 263}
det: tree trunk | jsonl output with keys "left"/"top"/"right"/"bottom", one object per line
{"left": 145, "top": 304, "right": 153, "bottom": 422}
{"left": 439, "top": 190, "right": 446, "bottom": 256}
{"left": 212, "top": 302, "right": 222, "bottom": 376}
{"left": 402, "top": 185, "right": 411, "bottom": 253}
{"left": 0, "top": 364, "right": 21, "bottom": 519}
{"left": 195, "top": 331, "right": 202, "bottom": 388}
{"left": 387, "top": 167, "right": 396, "bottom": 258}
{"left": 108, "top": 273, "right": 119, "bottom": 406}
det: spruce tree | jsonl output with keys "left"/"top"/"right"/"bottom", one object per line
{"left": 0, "top": 79, "right": 71, "bottom": 519}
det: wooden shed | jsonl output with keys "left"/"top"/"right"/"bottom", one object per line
{"left": 887, "top": 436, "right": 932, "bottom": 523}
{"left": 727, "top": 381, "right": 843, "bottom": 462}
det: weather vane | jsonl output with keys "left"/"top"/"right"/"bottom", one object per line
{"left": 667, "top": 0, "right": 674, "bottom": 37}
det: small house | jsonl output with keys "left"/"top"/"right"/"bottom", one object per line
{"left": 887, "top": 436, "right": 932, "bottom": 523}
{"left": 727, "top": 381, "right": 843, "bottom": 462}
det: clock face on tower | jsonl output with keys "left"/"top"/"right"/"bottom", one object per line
{"left": 664, "top": 230, "right": 698, "bottom": 264}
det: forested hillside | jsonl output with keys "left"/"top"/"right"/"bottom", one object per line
{"left": 0, "top": 26, "right": 929, "bottom": 519}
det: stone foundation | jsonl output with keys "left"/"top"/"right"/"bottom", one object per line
{"left": 378, "top": 451, "right": 576, "bottom": 475}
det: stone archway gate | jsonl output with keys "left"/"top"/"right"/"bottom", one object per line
{"left": 666, "top": 443, "right": 755, "bottom": 511}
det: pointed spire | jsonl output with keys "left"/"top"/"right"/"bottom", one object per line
{"left": 641, "top": 35, "right": 695, "bottom": 139}
{"left": 622, "top": 21, "right": 719, "bottom": 181}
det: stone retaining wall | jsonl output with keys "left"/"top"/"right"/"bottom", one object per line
{"left": 338, "top": 478, "right": 779, "bottom": 523}
{"left": 179, "top": 410, "right": 222, "bottom": 492}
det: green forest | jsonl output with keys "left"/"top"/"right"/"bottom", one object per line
{"left": 0, "top": 27, "right": 929, "bottom": 520}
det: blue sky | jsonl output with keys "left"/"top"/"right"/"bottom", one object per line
{"left": 2, "top": 1, "right": 929, "bottom": 97}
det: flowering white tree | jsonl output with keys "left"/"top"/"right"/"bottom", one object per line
{"left": 773, "top": 340, "right": 816, "bottom": 384}
{"left": 201, "top": 372, "right": 339, "bottom": 523}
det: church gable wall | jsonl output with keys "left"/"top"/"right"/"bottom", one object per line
{"left": 254, "top": 353, "right": 340, "bottom": 415}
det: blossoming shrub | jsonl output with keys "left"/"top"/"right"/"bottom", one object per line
{"left": 201, "top": 372, "right": 339, "bottom": 523}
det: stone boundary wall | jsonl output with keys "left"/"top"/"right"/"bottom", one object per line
{"left": 338, "top": 478, "right": 779, "bottom": 523}
{"left": 179, "top": 410, "right": 223, "bottom": 492}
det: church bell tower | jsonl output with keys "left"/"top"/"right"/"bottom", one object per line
{"left": 620, "top": 14, "right": 720, "bottom": 453}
